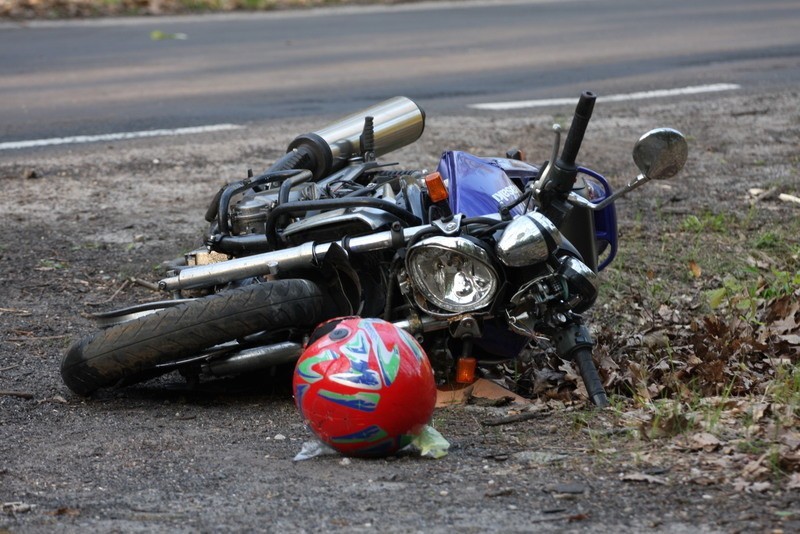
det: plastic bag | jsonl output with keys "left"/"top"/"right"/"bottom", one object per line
{"left": 409, "top": 425, "right": 450, "bottom": 459}
{"left": 293, "top": 425, "right": 450, "bottom": 461}
{"left": 293, "top": 439, "right": 340, "bottom": 461}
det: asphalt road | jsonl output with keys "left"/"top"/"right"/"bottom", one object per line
{"left": 1, "top": 0, "right": 799, "bottom": 144}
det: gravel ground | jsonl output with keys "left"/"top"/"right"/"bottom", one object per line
{"left": 1, "top": 87, "right": 799, "bottom": 532}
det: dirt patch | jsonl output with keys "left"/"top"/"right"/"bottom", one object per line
{"left": 1, "top": 88, "right": 798, "bottom": 530}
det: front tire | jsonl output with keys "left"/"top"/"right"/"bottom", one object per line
{"left": 61, "top": 279, "right": 329, "bottom": 395}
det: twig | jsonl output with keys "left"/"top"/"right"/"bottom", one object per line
{"left": 527, "top": 514, "right": 587, "bottom": 524}
{"left": 0, "top": 307, "right": 31, "bottom": 316}
{"left": 0, "top": 364, "right": 19, "bottom": 372}
{"left": 482, "top": 411, "right": 551, "bottom": 426}
{"left": 131, "top": 277, "right": 160, "bottom": 292}
{"left": 0, "top": 391, "right": 34, "bottom": 400}
{"left": 85, "top": 279, "right": 130, "bottom": 306}
{"left": 749, "top": 187, "right": 778, "bottom": 204}
{"left": 7, "top": 334, "right": 70, "bottom": 342}
{"left": 10, "top": 329, "right": 33, "bottom": 336}
{"left": 731, "top": 108, "right": 770, "bottom": 117}
{"left": 778, "top": 193, "right": 800, "bottom": 206}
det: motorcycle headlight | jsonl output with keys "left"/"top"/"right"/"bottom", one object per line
{"left": 495, "top": 212, "right": 562, "bottom": 267}
{"left": 406, "top": 236, "right": 498, "bottom": 314}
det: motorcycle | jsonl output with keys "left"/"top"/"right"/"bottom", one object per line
{"left": 61, "top": 92, "right": 688, "bottom": 407}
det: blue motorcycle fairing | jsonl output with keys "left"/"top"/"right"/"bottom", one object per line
{"left": 481, "top": 156, "right": 541, "bottom": 185}
{"left": 437, "top": 151, "right": 536, "bottom": 218}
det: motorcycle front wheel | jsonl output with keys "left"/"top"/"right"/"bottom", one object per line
{"left": 61, "top": 279, "right": 329, "bottom": 395}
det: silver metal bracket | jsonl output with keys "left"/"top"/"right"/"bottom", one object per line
{"left": 451, "top": 315, "right": 481, "bottom": 338}
{"left": 432, "top": 213, "right": 463, "bottom": 235}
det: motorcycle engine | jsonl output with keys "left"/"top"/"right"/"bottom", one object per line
{"left": 280, "top": 179, "right": 403, "bottom": 246}
{"left": 229, "top": 176, "right": 404, "bottom": 246}
{"left": 229, "top": 184, "right": 317, "bottom": 236}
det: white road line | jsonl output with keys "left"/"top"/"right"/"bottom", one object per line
{"left": 1, "top": 0, "right": 577, "bottom": 29}
{"left": 469, "top": 83, "right": 742, "bottom": 111}
{"left": 0, "top": 123, "right": 242, "bottom": 151}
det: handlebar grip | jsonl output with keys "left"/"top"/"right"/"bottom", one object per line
{"left": 573, "top": 347, "right": 609, "bottom": 407}
{"left": 558, "top": 91, "right": 596, "bottom": 168}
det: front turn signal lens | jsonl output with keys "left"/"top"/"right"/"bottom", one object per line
{"left": 424, "top": 171, "right": 449, "bottom": 203}
{"left": 456, "top": 357, "right": 477, "bottom": 384}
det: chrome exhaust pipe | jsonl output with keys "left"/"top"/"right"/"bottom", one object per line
{"left": 159, "top": 225, "right": 428, "bottom": 292}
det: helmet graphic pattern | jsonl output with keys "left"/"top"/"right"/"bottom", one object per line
{"left": 293, "top": 317, "right": 436, "bottom": 457}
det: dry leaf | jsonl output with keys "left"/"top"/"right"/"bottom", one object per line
{"left": 748, "top": 403, "right": 770, "bottom": 423}
{"left": 689, "top": 432, "right": 722, "bottom": 452}
{"left": 780, "top": 431, "right": 800, "bottom": 451}
{"left": 748, "top": 481, "right": 772, "bottom": 492}
{"left": 688, "top": 260, "right": 702, "bottom": 278}
{"left": 742, "top": 457, "right": 769, "bottom": 480}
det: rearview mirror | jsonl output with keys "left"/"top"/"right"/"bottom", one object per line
{"left": 633, "top": 128, "right": 688, "bottom": 180}
{"left": 566, "top": 127, "right": 689, "bottom": 212}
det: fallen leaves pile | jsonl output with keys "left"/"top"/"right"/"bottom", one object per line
{"left": 496, "top": 280, "right": 799, "bottom": 492}
{"left": 600, "top": 292, "right": 799, "bottom": 402}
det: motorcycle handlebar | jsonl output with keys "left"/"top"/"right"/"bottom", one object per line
{"left": 545, "top": 91, "right": 597, "bottom": 197}
{"left": 558, "top": 91, "right": 596, "bottom": 169}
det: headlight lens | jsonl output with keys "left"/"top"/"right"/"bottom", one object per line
{"left": 406, "top": 236, "right": 498, "bottom": 314}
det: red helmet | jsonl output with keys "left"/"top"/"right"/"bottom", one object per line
{"left": 293, "top": 317, "right": 436, "bottom": 457}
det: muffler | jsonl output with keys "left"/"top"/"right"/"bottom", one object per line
{"left": 287, "top": 96, "right": 425, "bottom": 179}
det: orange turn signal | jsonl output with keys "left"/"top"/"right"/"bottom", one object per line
{"left": 424, "top": 172, "right": 449, "bottom": 203}
{"left": 455, "top": 357, "right": 477, "bottom": 384}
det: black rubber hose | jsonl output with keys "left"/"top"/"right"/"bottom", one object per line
{"left": 204, "top": 187, "right": 227, "bottom": 223}
{"left": 278, "top": 170, "right": 313, "bottom": 206}
{"left": 275, "top": 170, "right": 314, "bottom": 229}
{"left": 209, "top": 234, "right": 271, "bottom": 255}
{"left": 341, "top": 176, "right": 403, "bottom": 198}
{"left": 372, "top": 170, "right": 419, "bottom": 178}
{"left": 382, "top": 256, "right": 404, "bottom": 322}
{"left": 462, "top": 216, "right": 506, "bottom": 226}
{"left": 215, "top": 179, "right": 256, "bottom": 233}
{"left": 215, "top": 170, "right": 311, "bottom": 236}
{"left": 248, "top": 147, "right": 316, "bottom": 194}
{"left": 573, "top": 347, "right": 609, "bottom": 407}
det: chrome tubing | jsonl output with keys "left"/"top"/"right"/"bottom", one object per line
{"left": 202, "top": 316, "right": 450, "bottom": 377}
{"left": 203, "top": 341, "right": 303, "bottom": 376}
{"left": 158, "top": 225, "right": 428, "bottom": 291}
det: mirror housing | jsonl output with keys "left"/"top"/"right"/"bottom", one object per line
{"left": 633, "top": 128, "right": 688, "bottom": 180}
